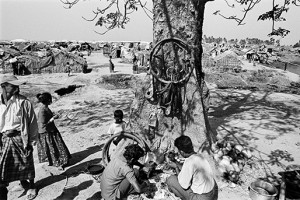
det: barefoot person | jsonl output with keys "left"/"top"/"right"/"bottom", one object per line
{"left": 166, "top": 135, "right": 218, "bottom": 200}
{"left": 36, "top": 92, "right": 71, "bottom": 170}
{"left": 101, "top": 144, "right": 146, "bottom": 200}
{"left": 0, "top": 75, "right": 38, "bottom": 200}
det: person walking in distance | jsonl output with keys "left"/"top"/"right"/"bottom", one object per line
{"left": 109, "top": 56, "right": 115, "bottom": 73}
{"left": 132, "top": 53, "right": 138, "bottom": 74}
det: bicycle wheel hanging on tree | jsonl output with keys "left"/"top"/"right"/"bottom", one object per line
{"left": 148, "top": 38, "right": 194, "bottom": 117}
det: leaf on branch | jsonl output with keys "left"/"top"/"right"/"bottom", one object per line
{"left": 61, "top": 0, "right": 152, "bottom": 34}
{"left": 292, "top": 0, "right": 300, "bottom": 6}
{"left": 268, "top": 27, "right": 290, "bottom": 37}
{"left": 95, "top": 17, "right": 105, "bottom": 26}
{"left": 258, "top": 5, "right": 289, "bottom": 21}
{"left": 239, "top": 0, "right": 251, "bottom": 5}
{"left": 128, "top": 3, "right": 137, "bottom": 10}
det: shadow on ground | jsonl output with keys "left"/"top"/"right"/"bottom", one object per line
{"left": 53, "top": 180, "right": 94, "bottom": 200}
{"left": 209, "top": 89, "right": 299, "bottom": 144}
{"left": 209, "top": 89, "right": 299, "bottom": 174}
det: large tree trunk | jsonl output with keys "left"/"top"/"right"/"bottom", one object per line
{"left": 129, "top": 0, "right": 216, "bottom": 156}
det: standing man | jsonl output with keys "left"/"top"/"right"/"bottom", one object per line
{"left": 166, "top": 135, "right": 218, "bottom": 200}
{"left": 0, "top": 75, "right": 38, "bottom": 200}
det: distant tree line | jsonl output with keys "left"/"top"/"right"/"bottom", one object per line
{"left": 203, "top": 35, "right": 300, "bottom": 47}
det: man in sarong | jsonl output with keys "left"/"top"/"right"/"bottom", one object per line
{"left": 0, "top": 75, "right": 38, "bottom": 200}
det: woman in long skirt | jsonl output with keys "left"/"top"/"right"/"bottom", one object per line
{"left": 36, "top": 92, "right": 71, "bottom": 170}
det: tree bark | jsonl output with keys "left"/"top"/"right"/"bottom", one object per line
{"left": 129, "top": 0, "right": 216, "bottom": 156}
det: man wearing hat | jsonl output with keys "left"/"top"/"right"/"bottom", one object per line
{"left": 0, "top": 75, "right": 38, "bottom": 200}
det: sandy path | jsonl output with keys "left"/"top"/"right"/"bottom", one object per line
{"left": 6, "top": 52, "right": 300, "bottom": 200}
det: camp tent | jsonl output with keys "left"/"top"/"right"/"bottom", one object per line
{"left": 214, "top": 50, "right": 242, "bottom": 71}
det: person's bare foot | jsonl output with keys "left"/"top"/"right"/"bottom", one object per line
{"left": 11, "top": 180, "right": 30, "bottom": 192}
{"left": 26, "top": 188, "right": 37, "bottom": 200}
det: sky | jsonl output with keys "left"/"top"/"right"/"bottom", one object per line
{"left": 0, "top": 0, "right": 299, "bottom": 45}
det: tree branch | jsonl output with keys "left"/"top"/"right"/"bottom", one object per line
{"left": 213, "top": 0, "right": 297, "bottom": 37}
{"left": 292, "top": 0, "right": 300, "bottom": 6}
{"left": 60, "top": 0, "right": 80, "bottom": 9}
{"left": 60, "top": 0, "right": 153, "bottom": 35}
{"left": 214, "top": 0, "right": 261, "bottom": 26}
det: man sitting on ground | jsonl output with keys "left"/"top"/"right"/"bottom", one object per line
{"left": 166, "top": 135, "right": 218, "bottom": 200}
{"left": 100, "top": 144, "right": 146, "bottom": 200}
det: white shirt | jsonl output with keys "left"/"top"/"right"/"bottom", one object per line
{"left": 0, "top": 95, "right": 22, "bottom": 132}
{"left": 0, "top": 94, "right": 38, "bottom": 147}
{"left": 178, "top": 154, "right": 215, "bottom": 194}
{"left": 107, "top": 121, "right": 126, "bottom": 136}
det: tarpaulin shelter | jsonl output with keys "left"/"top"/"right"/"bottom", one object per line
{"left": 89, "top": 42, "right": 101, "bottom": 51}
{"left": 0, "top": 41, "right": 13, "bottom": 46}
{"left": 80, "top": 42, "right": 93, "bottom": 51}
{"left": 13, "top": 42, "right": 30, "bottom": 52}
{"left": 33, "top": 42, "right": 48, "bottom": 50}
{"left": 213, "top": 50, "right": 242, "bottom": 72}
{"left": 1, "top": 47, "right": 21, "bottom": 57}
{"left": 67, "top": 43, "right": 80, "bottom": 52}
{"left": 17, "top": 53, "right": 55, "bottom": 74}
{"left": 0, "top": 47, "right": 22, "bottom": 74}
{"left": 1, "top": 46, "right": 86, "bottom": 74}
{"left": 39, "top": 49, "right": 86, "bottom": 73}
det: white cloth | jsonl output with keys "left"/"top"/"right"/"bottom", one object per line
{"left": 0, "top": 94, "right": 38, "bottom": 147}
{"left": 0, "top": 95, "right": 22, "bottom": 132}
{"left": 107, "top": 121, "right": 126, "bottom": 136}
{"left": 178, "top": 154, "right": 215, "bottom": 194}
{"left": 107, "top": 121, "right": 128, "bottom": 159}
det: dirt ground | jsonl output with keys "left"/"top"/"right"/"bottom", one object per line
{"left": 6, "top": 52, "right": 300, "bottom": 200}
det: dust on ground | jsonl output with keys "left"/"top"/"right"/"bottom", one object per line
{"left": 7, "top": 52, "right": 300, "bottom": 200}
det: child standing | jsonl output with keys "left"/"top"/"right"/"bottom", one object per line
{"left": 107, "top": 110, "right": 126, "bottom": 145}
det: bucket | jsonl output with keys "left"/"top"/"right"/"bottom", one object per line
{"left": 86, "top": 164, "right": 105, "bottom": 183}
{"left": 249, "top": 179, "right": 278, "bottom": 200}
{"left": 87, "top": 164, "right": 105, "bottom": 175}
